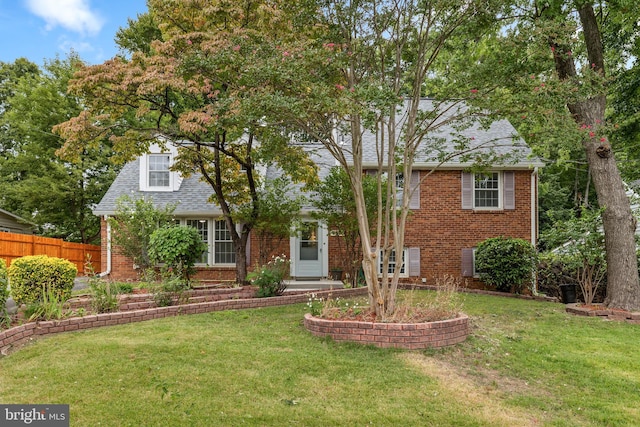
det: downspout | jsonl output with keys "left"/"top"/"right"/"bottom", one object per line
{"left": 98, "top": 215, "right": 112, "bottom": 278}
{"left": 531, "top": 167, "right": 538, "bottom": 247}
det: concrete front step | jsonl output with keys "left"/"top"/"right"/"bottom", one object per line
{"left": 284, "top": 280, "right": 343, "bottom": 291}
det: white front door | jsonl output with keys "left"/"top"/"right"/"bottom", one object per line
{"left": 292, "top": 221, "right": 325, "bottom": 278}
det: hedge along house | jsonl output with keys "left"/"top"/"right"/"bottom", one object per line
{"left": 94, "top": 99, "right": 544, "bottom": 287}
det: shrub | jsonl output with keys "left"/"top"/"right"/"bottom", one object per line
{"left": 0, "top": 259, "right": 9, "bottom": 327}
{"left": 23, "top": 285, "right": 68, "bottom": 321}
{"left": 475, "top": 237, "right": 537, "bottom": 293}
{"left": 153, "top": 268, "right": 190, "bottom": 307}
{"left": 248, "top": 255, "right": 289, "bottom": 297}
{"left": 149, "top": 226, "right": 207, "bottom": 281}
{"left": 537, "top": 251, "right": 607, "bottom": 304}
{"left": 8, "top": 255, "right": 77, "bottom": 305}
{"left": 90, "top": 279, "right": 121, "bottom": 313}
{"left": 118, "top": 283, "right": 134, "bottom": 294}
{"left": 539, "top": 208, "right": 606, "bottom": 305}
{"left": 536, "top": 252, "right": 567, "bottom": 299}
{"left": 108, "top": 195, "right": 176, "bottom": 272}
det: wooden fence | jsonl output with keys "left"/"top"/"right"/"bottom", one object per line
{"left": 0, "top": 232, "right": 100, "bottom": 276}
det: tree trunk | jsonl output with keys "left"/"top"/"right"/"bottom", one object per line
{"left": 235, "top": 236, "right": 248, "bottom": 284}
{"left": 549, "top": 2, "right": 640, "bottom": 311}
{"left": 575, "top": 3, "right": 640, "bottom": 311}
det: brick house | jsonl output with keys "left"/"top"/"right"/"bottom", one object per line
{"left": 93, "top": 100, "right": 543, "bottom": 287}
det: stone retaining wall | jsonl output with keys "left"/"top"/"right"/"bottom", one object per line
{"left": 304, "top": 313, "right": 469, "bottom": 350}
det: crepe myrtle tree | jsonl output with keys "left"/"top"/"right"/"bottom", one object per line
{"left": 250, "top": 0, "right": 512, "bottom": 319}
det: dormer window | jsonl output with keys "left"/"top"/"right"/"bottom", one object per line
{"left": 148, "top": 154, "right": 171, "bottom": 187}
{"left": 140, "top": 148, "right": 181, "bottom": 192}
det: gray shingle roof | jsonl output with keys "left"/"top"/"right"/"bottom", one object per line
{"left": 93, "top": 159, "right": 219, "bottom": 216}
{"left": 95, "top": 99, "right": 542, "bottom": 216}
{"left": 351, "top": 99, "right": 543, "bottom": 169}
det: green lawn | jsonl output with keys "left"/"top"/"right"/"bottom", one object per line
{"left": 1, "top": 292, "right": 639, "bottom": 426}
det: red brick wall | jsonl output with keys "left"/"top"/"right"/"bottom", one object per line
{"left": 98, "top": 169, "right": 537, "bottom": 287}
{"left": 406, "top": 169, "right": 535, "bottom": 286}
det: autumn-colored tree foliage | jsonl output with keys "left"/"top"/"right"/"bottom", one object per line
{"left": 54, "top": 0, "right": 319, "bottom": 282}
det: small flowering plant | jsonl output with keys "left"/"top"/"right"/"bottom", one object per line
{"left": 306, "top": 293, "right": 367, "bottom": 320}
{"left": 247, "top": 255, "right": 290, "bottom": 297}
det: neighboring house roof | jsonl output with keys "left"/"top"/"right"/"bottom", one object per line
{"left": 95, "top": 99, "right": 543, "bottom": 216}
{"left": 0, "top": 208, "right": 35, "bottom": 234}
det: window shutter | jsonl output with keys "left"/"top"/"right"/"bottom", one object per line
{"left": 461, "top": 172, "right": 473, "bottom": 210}
{"left": 408, "top": 247, "right": 420, "bottom": 277}
{"left": 409, "top": 171, "right": 420, "bottom": 209}
{"left": 461, "top": 248, "right": 474, "bottom": 277}
{"left": 503, "top": 171, "right": 515, "bottom": 210}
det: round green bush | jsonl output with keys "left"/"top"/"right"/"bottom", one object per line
{"left": 475, "top": 236, "right": 537, "bottom": 293}
{"left": 8, "top": 255, "right": 77, "bottom": 305}
{"left": 149, "top": 226, "right": 207, "bottom": 280}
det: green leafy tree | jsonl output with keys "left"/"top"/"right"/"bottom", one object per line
{"left": 540, "top": 208, "right": 607, "bottom": 305}
{"left": 249, "top": 177, "right": 304, "bottom": 265}
{"left": 0, "top": 55, "right": 116, "bottom": 243}
{"left": 456, "top": 0, "right": 640, "bottom": 310}
{"left": 108, "top": 196, "right": 176, "bottom": 272}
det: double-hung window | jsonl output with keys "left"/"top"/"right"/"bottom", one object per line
{"left": 474, "top": 172, "right": 500, "bottom": 208}
{"left": 186, "top": 219, "right": 209, "bottom": 264}
{"left": 148, "top": 154, "right": 171, "bottom": 188}
{"left": 378, "top": 248, "right": 408, "bottom": 277}
{"left": 214, "top": 220, "right": 235, "bottom": 264}
{"left": 462, "top": 171, "right": 514, "bottom": 211}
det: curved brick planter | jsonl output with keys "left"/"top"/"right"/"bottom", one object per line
{"left": 0, "top": 287, "right": 368, "bottom": 356}
{"left": 304, "top": 313, "right": 469, "bottom": 349}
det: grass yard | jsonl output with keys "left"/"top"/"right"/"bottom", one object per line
{"left": 1, "top": 291, "right": 640, "bottom": 426}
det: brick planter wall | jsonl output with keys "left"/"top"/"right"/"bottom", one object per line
{"left": 1, "top": 287, "right": 368, "bottom": 355}
{"left": 565, "top": 303, "right": 640, "bottom": 324}
{"left": 304, "top": 313, "right": 469, "bottom": 350}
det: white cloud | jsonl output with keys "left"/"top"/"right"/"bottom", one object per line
{"left": 26, "top": 0, "right": 104, "bottom": 36}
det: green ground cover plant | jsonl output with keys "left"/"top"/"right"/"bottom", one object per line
{"left": 1, "top": 292, "right": 639, "bottom": 426}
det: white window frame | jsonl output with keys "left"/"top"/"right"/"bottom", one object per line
{"left": 175, "top": 219, "right": 236, "bottom": 266}
{"left": 213, "top": 219, "right": 236, "bottom": 265}
{"left": 141, "top": 153, "right": 173, "bottom": 191}
{"left": 186, "top": 219, "right": 210, "bottom": 265}
{"left": 473, "top": 172, "right": 502, "bottom": 210}
{"left": 378, "top": 248, "right": 409, "bottom": 278}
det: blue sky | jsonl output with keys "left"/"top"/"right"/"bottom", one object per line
{"left": 0, "top": 0, "right": 148, "bottom": 66}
